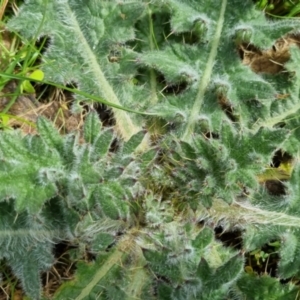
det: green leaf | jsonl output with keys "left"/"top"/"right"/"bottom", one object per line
{"left": 0, "top": 201, "right": 56, "bottom": 299}
{"left": 278, "top": 232, "right": 300, "bottom": 279}
{"left": 83, "top": 111, "right": 102, "bottom": 144}
{"left": 21, "top": 80, "right": 35, "bottom": 93}
{"left": 212, "top": 254, "right": 244, "bottom": 288}
{"left": 94, "top": 183, "right": 129, "bottom": 221}
{"left": 0, "top": 132, "right": 61, "bottom": 213}
{"left": 157, "top": 283, "right": 173, "bottom": 300}
{"left": 196, "top": 258, "right": 213, "bottom": 284}
{"left": 236, "top": 273, "right": 298, "bottom": 300}
{"left": 122, "top": 130, "right": 146, "bottom": 156}
{"left": 37, "top": 117, "right": 64, "bottom": 152}
{"left": 21, "top": 70, "right": 44, "bottom": 93}
{"left": 90, "top": 233, "right": 115, "bottom": 252}
{"left": 192, "top": 227, "right": 213, "bottom": 250}
{"left": 29, "top": 69, "right": 44, "bottom": 81}
{"left": 54, "top": 237, "right": 134, "bottom": 300}
{"left": 142, "top": 249, "right": 182, "bottom": 282}
{"left": 91, "top": 128, "right": 114, "bottom": 159}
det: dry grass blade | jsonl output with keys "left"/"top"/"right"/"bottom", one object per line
{"left": 239, "top": 34, "right": 300, "bottom": 74}
{"left": 0, "top": 81, "right": 84, "bottom": 134}
{"left": 0, "top": 0, "right": 8, "bottom": 21}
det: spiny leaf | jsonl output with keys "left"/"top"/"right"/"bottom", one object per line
{"left": 8, "top": 0, "right": 145, "bottom": 141}
{"left": 94, "top": 183, "right": 129, "bottom": 221}
{"left": 213, "top": 254, "right": 244, "bottom": 288}
{"left": 236, "top": 273, "right": 298, "bottom": 300}
{"left": 91, "top": 128, "right": 115, "bottom": 159}
{"left": 54, "top": 236, "right": 134, "bottom": 300}
{"left": 83, "top": 111, "right": 102, "bottom": 144}
{"left": 37, "top": 116, "right": 64, "bottom": 152}
{"left": 122, "top": 130, "right": 146, "bottom": 156}
{"left": 196, "top": 258, "right": 213, "bottom": 284}
{"left": 192, "top": 227, "right": 213, "bottom": 250}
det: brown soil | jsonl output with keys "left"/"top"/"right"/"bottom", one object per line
{"left": 239, "top": 34, "right": 300, "bottom": 74}
{"left": 0, "top": 81, "right": 83, "bottom": 134}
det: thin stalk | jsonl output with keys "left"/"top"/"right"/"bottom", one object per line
{"left": 0, "top": 72, "right": 153, "bottom": 116}
{"left": 65, "top": 2, "right": 140, "bottom": 141}
{"left": 74, "top": 234, "right": 135, "bottom": 300}
{"left": 148, "top": 8, "right": 158, "bottom": 105}
{"left": 202, "top": 198, "right": 300, "bottom": 228}
{"left": 0, "top": 0, "right": 8, "bottom": 20}
{"left": 254, "top": 100, "right": 300, "bottom": 129}
{"left": 124, "top": 246, "right": 149, "bottom": 300}
{"left": 182, "top": 0, "right": 227, "bottom": 142}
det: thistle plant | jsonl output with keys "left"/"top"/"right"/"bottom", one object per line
{"left": 2, "top": 0, "right": 300, "bottom": 299}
